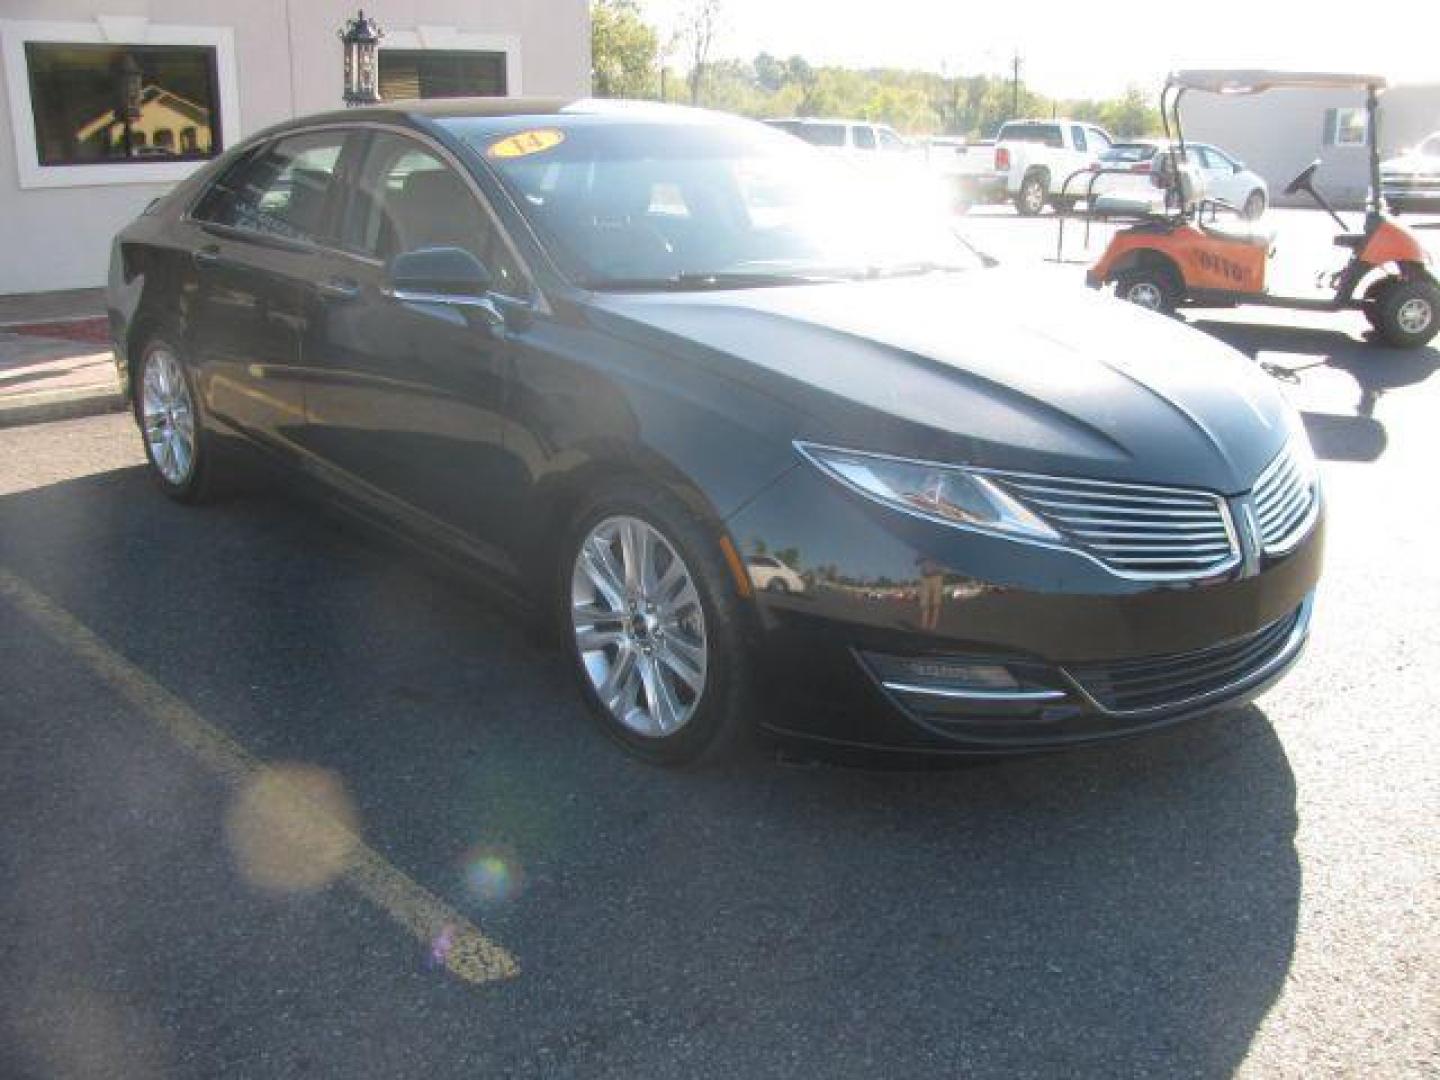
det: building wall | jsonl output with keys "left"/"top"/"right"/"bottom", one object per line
{"left": 1185, "top": 83, "right": 1440, "bottom": 210}
{"left": 0, "top": 0, "right": 590, "bottom": 295}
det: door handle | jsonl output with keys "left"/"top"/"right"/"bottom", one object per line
{"left": 193, "top": 246, "right": 221, "bottom": 269}
{"left": 316, "top": 276, "right": 361, "bottom": 301}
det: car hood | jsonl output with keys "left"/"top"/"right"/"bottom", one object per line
{"left": 584, "top": 268, "right": 1294, "bottom": 494}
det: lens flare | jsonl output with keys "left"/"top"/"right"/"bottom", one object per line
{"left": 224, "top": 763, "right": 361, "bottom": 894}
{"left": 461, "top": 847, "right": 523, "bottom": 905}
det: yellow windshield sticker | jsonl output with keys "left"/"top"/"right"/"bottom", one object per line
{"left": 486, "top": 129, "right": 565, "bottom": 159}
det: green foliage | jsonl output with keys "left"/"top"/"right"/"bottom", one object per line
{"left": 590, "top": 0, "right": 659, "bottom": 99}
{"left": 590, "top": 3, "right": 1162, "bottom": 138}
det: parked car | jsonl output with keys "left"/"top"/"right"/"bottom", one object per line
{"left": 925, "top": 137, "right": 1004, "bottom": 211}
{"left": 745, "top": 554, "right": 806, "bottom": 594}
{"left": 763, "top": 117, "right": 911, "bottom": 158}
{"left": 1382, "top": 132, "right": 1440, "bottom": 214}
{"left": 993, "top": 119, "right": 1114, "bottom": 215}
{"left": 109, "top": 99, "right": 1322, "bottom": 765}
{"left": 1089, "top": 140, "right": 1269, "bottom": 218}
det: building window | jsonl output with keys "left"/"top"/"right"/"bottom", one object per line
{"left": 379, "top": 50, "right": 506, "bottom": 100}
{"left": 23, "top": 42, "right": 221, "bottom": 166}
{"left": 1325, "top": 107, "right": 1367, "bottom": 148}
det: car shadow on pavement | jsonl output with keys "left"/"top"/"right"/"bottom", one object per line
{"left": 0, "top": 465, "right": 1302, "bottom": 1078}
{"left": 1194, "top": 319, "right": 1440, "bottom": 463}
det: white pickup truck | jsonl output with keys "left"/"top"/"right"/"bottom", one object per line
{"left": 992, "top": 119, "right": 1115, "bottom": 215}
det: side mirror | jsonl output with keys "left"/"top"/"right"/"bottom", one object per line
{"left": 385, "top": 246, "right": 493, "bottom": 305}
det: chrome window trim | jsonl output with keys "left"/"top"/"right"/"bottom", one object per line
{"left": 795, "top": 440, "right": 1243, "bottom": 584}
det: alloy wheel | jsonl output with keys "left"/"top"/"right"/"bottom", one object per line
{"left": 1125, "top": 281, "right": 1164, "bottom": 310}
{"left": 1396, "top": 296, "right": 1433, "bottom": 335}
{"left": 141, "top": 346, "right": 197, "bottom": 485}
{"left": 571, "top": 515, "right": 708, "bottom": 738}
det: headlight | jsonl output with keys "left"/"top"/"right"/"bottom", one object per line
{"left": 796, "top": 443, "right": 1061, "bottom": 542}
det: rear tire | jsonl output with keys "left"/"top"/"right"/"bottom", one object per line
{"left": 558, "top": 479, "right": 755, "bottom": 766}
{"left": 1015, "top": 172, "right": 1048, "bottom": 216}
{"left": 1114, "top": 266, "right": 1179, "bottom": 315}
{"left": 1372, "top": 278, "right": 1440, "bottom": 348}
{"left": 134, "top": 334, "right": 222, "bottom": 503}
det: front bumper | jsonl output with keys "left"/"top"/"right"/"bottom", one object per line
{"left": 727, "top": 464, "right": 1323, "bottom": 754}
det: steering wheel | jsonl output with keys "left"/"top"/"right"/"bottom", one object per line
{"left": 1284, "top": 159, "right": 1321, "bottom": 196}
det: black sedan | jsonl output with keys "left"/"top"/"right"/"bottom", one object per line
{"left": 107, "top": 98, "right": 1323, "bottom": 764}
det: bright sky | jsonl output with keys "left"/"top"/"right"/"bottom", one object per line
{"left": 640, "top": 0, "right": 1440, "bottom": 99}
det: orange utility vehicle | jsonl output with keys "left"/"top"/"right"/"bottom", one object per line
{"left": 1087, "top": 70, "right": 1439, "bottom": 348}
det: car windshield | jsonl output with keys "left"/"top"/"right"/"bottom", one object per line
{"left": 1100, "top": 144, "right": 1158, "bottom": 163}
{"left": 448, "top": 117, "right": 984, "bottom": 289}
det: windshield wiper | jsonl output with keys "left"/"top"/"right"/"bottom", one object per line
{"left": 582, "top": 270, "right": 847, "bottom": 292}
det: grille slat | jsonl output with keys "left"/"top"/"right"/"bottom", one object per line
{"left": 1069, "top": 607, "right": 1303, "bottom": 713}
{"left": 1251, "top": 443, "right": 1318, "bottom": 554}
{"left": 991, "top": 472, "right": 1236, "bottom": 579}
{"left": 976, "top": 438, "right": 1316, "bottom": 580}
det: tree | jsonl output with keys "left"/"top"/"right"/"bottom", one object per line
{"left": 680, "top": 0, "right": 723, "bottom": 105}
{"left": 590, "top": 0, "right": 658, "bottom": 99}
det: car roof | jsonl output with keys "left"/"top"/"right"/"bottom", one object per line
{"left": 765, "top": 117, "right": 874, "bottom": 126}
{"left": 254, "top": 97, "right": 742, "bottom": 141}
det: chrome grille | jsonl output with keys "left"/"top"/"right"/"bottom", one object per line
{"left": 1252, "top": 443, "right": 1318, "bottom": 554}
{"left": 988, "top": 472, "right": 1237, "bottom": 579}
{"left": 1067, "top": 604, "right": 1305, "bottom": 714}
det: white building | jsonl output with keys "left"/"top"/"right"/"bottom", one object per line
{"left": 1184, "top": 82, "right": 1440, "bottom": 209}
{"left": 0, "top": 1, "right": 591, "bottom": 295}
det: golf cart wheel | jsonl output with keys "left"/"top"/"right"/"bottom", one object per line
{"left": 1373, "top": 279, "right": 1440, "bottom": 348}
{"left": 1015, "top": 172, "right": 1047, "bottom": 216}
{"left": 1114, "top": 267, "right": 1179, "bottom": 315}
{"left": 1242, "top": 190, "right": 1267, "bottom": 219}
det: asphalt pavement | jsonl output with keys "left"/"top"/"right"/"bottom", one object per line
{"left": 1, "top": 209, "right": 1437, "bottom": 1078}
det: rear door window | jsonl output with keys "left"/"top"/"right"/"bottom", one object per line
{"left": 1071, "top": 125, "right": 1088, "bottom": 152}
{"left": 195, "top": 130, "right": 350, "bottom": 244}
{"left": 852, "top": 126, "right": 876, "bottom": 151}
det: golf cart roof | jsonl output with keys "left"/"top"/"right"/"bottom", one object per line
{"left": 1167, "top": 69, "right": 1388, "bottom": 94}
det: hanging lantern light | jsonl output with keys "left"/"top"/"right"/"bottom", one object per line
{"left": 339, "top": 10, "right": 384, "bottom": 107}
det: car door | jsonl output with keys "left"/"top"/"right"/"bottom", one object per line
{"left": 1196, "top": 145, "right": 1241, "bottom": 205}
{"left": 188, "top": 129, "right": 354, "bottom": 455}
{"left": 298, "top": 128, "right": 530, "bottom": 574}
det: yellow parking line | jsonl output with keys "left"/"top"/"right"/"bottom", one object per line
{"left": 0, "top": 567, "right": 518, "bottom": 986}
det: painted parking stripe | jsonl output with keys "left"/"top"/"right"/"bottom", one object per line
{"left": 0, "top": 567, "right": 518, "bottom": 986}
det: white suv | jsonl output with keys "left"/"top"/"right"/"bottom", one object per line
{"left": 763, "top": 118, "right": 910, "bottom": 158}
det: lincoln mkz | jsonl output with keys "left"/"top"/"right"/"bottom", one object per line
{"left": 108, "top": 99, "right": 1323, "bottom": 764}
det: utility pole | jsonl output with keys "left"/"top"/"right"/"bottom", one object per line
{"left": 1010, "top": 50, "right": 1022, "bottom": 118}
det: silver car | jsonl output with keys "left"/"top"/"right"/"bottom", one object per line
{"left": 1087, "top": 140, "right": 1269, "bottom": 219}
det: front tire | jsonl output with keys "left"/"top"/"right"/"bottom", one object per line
{"left": 559, "top": 481, "right": 753, "bottom": 766}
{"left": 1372, "top": 278, "right": 1440, "bottom": 348}
{"left": 1242, "top": 190, "right": 1267, "bottom": 219}
{"left": 135, "top": 335, "right": 220, "bottom": 503}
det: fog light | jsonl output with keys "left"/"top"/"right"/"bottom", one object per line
{"left": 871, "top": 655, "right": 1019, "bottom": 690}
